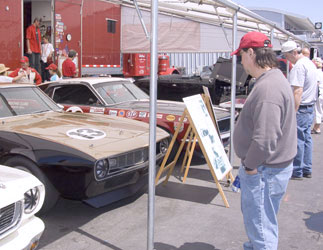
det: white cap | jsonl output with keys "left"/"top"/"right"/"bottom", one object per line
{"left": 281, "top": 41, "right": 298, "bottom": 53}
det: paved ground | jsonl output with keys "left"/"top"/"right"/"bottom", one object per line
{"left": 38, "top": 134, "right": 323, "bottom": 250}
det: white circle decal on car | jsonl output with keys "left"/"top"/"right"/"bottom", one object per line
{"left": 66, "top": 128, "right": 106, "bottom": 140}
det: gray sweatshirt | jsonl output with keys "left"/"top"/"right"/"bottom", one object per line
{"left": 233, "top": 68, "right": 297, "bottom": 169}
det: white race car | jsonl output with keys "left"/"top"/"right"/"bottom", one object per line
{"left": 0, "top": 165, "right": 45, "bottom": 250}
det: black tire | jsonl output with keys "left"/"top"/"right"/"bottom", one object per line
{"left": 168, "top": 140, "right": 180, "bottom": 164}
{"left": 4, "top": 156, "right": 59, "bottom": 214}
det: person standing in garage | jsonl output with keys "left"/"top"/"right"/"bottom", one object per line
{"left": 62, "top": 50, "right": 78, "bottom": 78}
{"left": 232, "top": 32, "right": 297, "bottom": 250}
{"left": 26, "top": 18, "right": 42, "bottom": 74}
{"left": 41, "top": 35, "right": 54, "bottom": 82}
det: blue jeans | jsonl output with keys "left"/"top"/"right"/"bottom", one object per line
{"left": 29, "top": 52, "right": 41, "bottom": 74}
{"left": 293, "top": 105, "right": 314, "bottom": 177}
{"left": 239, "top": 163, "right": 293, "bottom": 250}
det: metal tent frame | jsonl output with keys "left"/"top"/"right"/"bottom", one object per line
{"left": 140, "top": 0, "right": 309, "bottom": 249}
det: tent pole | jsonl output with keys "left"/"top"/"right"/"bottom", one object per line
{"left": 229, "top": 11, "right": 237, "bottom": 164}
{"left": 148, "top": 0, "right": 158, "bottom": 249}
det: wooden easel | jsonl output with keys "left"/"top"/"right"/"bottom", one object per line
{"left": 155, "top": 94, "right": 233, "bottom": 208}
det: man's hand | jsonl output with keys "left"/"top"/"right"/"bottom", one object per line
{"left": 26, "top": 39, "right": 32, "bottom": 54}
{"left": 293, "top": 86, "right": 303, "bottom": 111}
{"left": 245, "top": 168, "right": 258, "bottom": 175}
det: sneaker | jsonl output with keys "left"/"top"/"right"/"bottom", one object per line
{"left": 311, "top": 129, "right": 321, "bottom": 134}
{"left": 291, "top": 176, "right": 303, "bottom": 180}
{"left": 303, "top": 173, "right": 312, "bottom": 178}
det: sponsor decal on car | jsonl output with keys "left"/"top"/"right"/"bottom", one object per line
{"left": 66, "top": 106, "right": 83, "bottom": 113}
{"left": 147, "top": 113, "right": 163, "bottom": 119}
{"left": 166, "top": 115, "right": 176, "bottom": 122}
{"left": 90, "top": 107, "right": 105, "bottom": 114}
{"left": 174, "top": 122, "right": 184, "bottom": 133}
{"left": 178, "top": 117, "right": 188, "bottom": 122}
{"left": 66, "top": 128, "right": 106, "bottom": 140}
{"left": 118, "top": 110, "right": 125, "bottom": 117}
{"left": 139, "top": 111, "right": 147, "bottom": 118}
{"left": 108, "top": 110, "right": 118, "bottom": 116}
{"left": 126, "top": 110, "right": 138, "bottom": 118}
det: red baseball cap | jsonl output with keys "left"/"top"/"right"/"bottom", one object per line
{"left": 231, "top": 31, "right": 273, "bottom": 56}
{"left": 46, "top": 63, "right": 58, "bottom": 70}
{"left": 20, "top": 56, "right": 29, "bottom": 63}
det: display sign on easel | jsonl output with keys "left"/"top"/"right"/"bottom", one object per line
{"left": 183, "top": 94, "right": 232, "bottom": 180}
{"left": 155, "top": 94, "right": 233, "bottom": 208}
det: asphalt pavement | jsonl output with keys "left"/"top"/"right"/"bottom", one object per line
{"left": 38, "top": 133, "right": 323, "bottom": 250}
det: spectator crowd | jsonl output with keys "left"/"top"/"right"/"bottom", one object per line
{"left": 0, "top": 17, "right": 78, "bottom": 85}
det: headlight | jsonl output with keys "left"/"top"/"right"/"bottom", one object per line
{"left": 95, "top": 159, "right": 109, "bottom": 180}
{"left": 24, "top": 186, "right": 41, "bottom": 214}
{"left": 159, "top": 139, "right": 169, "bottom": 154}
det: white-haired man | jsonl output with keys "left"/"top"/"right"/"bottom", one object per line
{"left": 282, "top": 41, "right": 318, "bottom": 179}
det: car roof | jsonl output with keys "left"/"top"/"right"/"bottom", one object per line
{"left": 0, "top": 83, "right": 35, "bottom": 88}
{"left": 41, "top": 77, "right": 132, "bottom": 87}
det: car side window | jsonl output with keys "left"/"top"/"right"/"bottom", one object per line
{"left": 53, "top": 85, "right": 102, "bottom": 106}
{"left": 0, "top": 97, "right": 13, "bottom": 117}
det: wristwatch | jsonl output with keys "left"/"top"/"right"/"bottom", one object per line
{"left": 244, "top": 166, "right": 254, "bottom": 171}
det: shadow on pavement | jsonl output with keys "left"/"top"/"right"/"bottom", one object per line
{"left": 74, "top": 228, "right": 123, "bottom": 250}
{"left": 155, "top": 242, "right": 220, "bottom": 250}
{"left": 174, "top": 168, "right": 216, "bottom": 183}
{"left": 173, "top": 167, "right": 237, "bottom": 184}
{"left": 38, "top": 188, "right": 146, "bottom": 249}
{"left": 155, "top": 181, "right": 219, "bottom": 204}
{"left": 304, "top": 211, "right": 323, "bottom": 233}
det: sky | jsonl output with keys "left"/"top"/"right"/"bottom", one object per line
{"left": 235, "top": 0, "right": 322, "bottom": 23}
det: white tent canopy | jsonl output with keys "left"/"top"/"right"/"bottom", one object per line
{"left": 119, "top": 0, "right": 309, "bottom": 53}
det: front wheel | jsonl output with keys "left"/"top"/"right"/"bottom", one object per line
{"left": 4, "top": 156, "right": 59, "bottom": 214}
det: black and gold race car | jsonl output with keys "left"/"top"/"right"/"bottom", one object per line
{"left": 40, "top": 77, "right": 232, "bottom": 162}
{"left": 0, "top": 83, "right": 169, "bottom": 213}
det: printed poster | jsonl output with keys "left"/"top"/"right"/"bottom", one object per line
{"left": 183, "top": 94, "right": 232, "bottom": 180}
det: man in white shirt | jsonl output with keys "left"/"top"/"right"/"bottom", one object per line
{"left": 0, "top": 64, "right": 23, "bottom": 83}
{"left": 41, "top": 35, "right": 54, "bottom": 82}
{"left": 282, "top": 41, "right": 318, "bottom": 179}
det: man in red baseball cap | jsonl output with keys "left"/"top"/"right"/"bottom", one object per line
{"left": 9, "top": 56, "right": 42, "bottom": 85}
{"left": 231, "top": 31, "right": 273, "bottom": 56}
{"left": 233, "top": 31, "right": 297, "bottom": 250}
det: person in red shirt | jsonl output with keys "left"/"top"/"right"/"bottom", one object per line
{"left": 26, "top": 18, "right": 42, "bottom": 74}
{"left": 62, "top": 50, "right": 78, "bottom": 78}
{"left": 9, "top": 56, "right": 42, "bottom": 85}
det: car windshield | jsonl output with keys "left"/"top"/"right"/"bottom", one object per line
{"left": 93, "top": 81, "right": 149, "bottom": 104}
{"left": 0, "top": 86, "right": 60, "bottom": 118}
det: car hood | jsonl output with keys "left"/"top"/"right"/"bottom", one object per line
{"left": 0, "top": 112, "right": 169, "bottom": 159}
{"left": 0, "top": 165, "right": 43, "bottom": 208}
{"left": 113, "top": 99, "right": 230, "bottom": 120}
